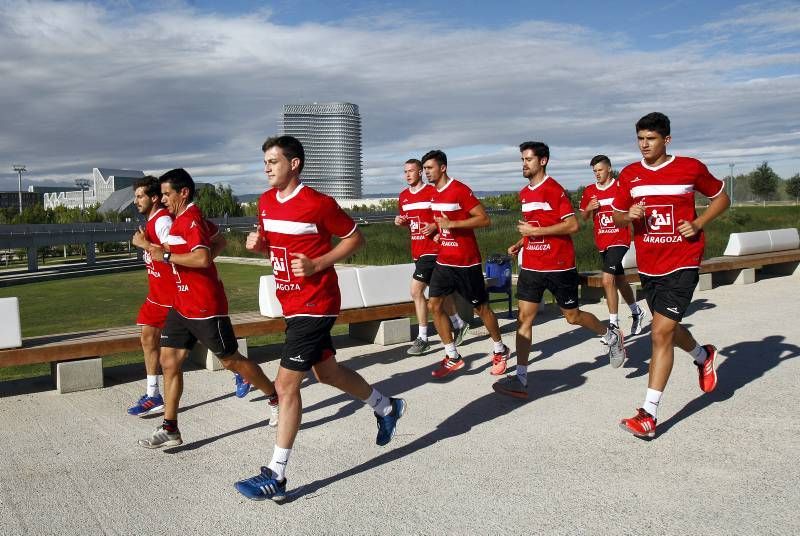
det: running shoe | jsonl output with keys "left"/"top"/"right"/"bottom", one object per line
{"left": 602, "top": 326, "right": 626, "bottom": 368}
{"left": 375, "top": 398, "right": 407, "bottom": 446}
{"left": 492, "top": 374, "right": 528, "bottom": 399}
{"left": 696, "top": 344, "right": 719, "bottom": 393}
{"left": 127, "top": 393, "right": 165, "bottom": 417}
{"left": 137, "top": 425, "right": 182, "bottom": 449}
{"left": 454, "top": 323, "right": 470, "bottom": 346}
{"left": 407, "top": 337, "right": 431, "bottom": 356}
{"left": 268, "top": 395, "right": 279, "bottom": 428}
{"left": 630, "top": 307, "right": 649, "bottom": 335}
{"left": 619, "top": 408, "right": 657, "bottom": 438}
{"left": 431, "top": 356, "right": 465, "bottom": 378}
{"left": 234, "top": 467, "right": 287, "bottom": 502}
{"left": 234, "top": 373, "right": 253, "bottom": 398}
{"left": 489, "top": 344, "right": 510, "bottom": 376}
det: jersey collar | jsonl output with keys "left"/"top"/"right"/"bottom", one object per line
{"left": 526, "top": 175, "right": 552, "bottom": 191}
{"left": 276, "top": 182, "right": 305, "bottom": 204}
{"left": 594, "top": 178, "right": 615, "bottom": 191}
{"left": 641, "top": 155, "right": 675, "bottom": 172}
{"left": 436, "top": 178, "right": 455, "bottom": 193}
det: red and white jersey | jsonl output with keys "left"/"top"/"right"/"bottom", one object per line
{"left": 519, "top": 176, "right": 576, "bottom": 272}
{"left": 257, "top": 183, "right": 358, "bottom": 318}
{"left": 579, "top": 180, "right": 631, "bottom": 252}
{"left": 612, "top": 156, "right": 725, "bottom": 277}
{"left": 398, "top": 184, "right": 438, "bottom": 261}
{"left": 142, "top": 207, "right": 176, "bottom": 307}
{"left": 430, "top": 179, "right": 482, "bottom": 267}
{"left": 166, "top": 203, "right": 228, "bottom": 318}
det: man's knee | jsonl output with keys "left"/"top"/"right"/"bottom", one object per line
{"left": 429, "top": 297, "right": 444, "bottom": 314}
{"left": 275, "top": 375, "right": 301, "bottom": 399}
{"left": 563, "top": 308, "right": 581, "bottom": 325}
{"left": 602, "top": 274, "right": 616, "bottom": 290}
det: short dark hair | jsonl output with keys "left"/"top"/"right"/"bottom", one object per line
{"left": 405, "top": 158, "right": 422, "bottom": 168}
{"left": 519, "top": 141, "right": 550, "bottom": 160}
{"left": 133, "top": 175, "right": 160, "bottom": 198}
{"left": 590, "top": 155, "right": 611, "bottom": 168}
{"left": 636, "top": 112, "right": 670, "bottom": 138}
{"left": 159, "top": 168, "right": 195, "bottom": 201}
{"left": 262, "top": 135, "right": 305, "bottom": 173}
{"left": 421, "top": 150, "right": 447, "bottom": 167}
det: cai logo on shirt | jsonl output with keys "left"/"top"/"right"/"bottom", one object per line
{"left": 645, "top": 205, "right": 675, "bottom": 235}
{"left": 408, "top": 216, "right": 421, "bottom": 235}
{"left": 598, "top": 211, "right": 615, "bottom": 229}
{"left": 270, "top": 246, "right": 290, "bottom": 282}
{"left": 525, "top": 220, "right": 545, "bottom": 243}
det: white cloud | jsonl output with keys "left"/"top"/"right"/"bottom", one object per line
{"left": 0, "top": 0, "right": 798, "bottom": 197}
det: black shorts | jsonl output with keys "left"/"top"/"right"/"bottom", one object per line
{"left": 281, "top": 316, "right": 337, "bottom": 372}
{"left": 161, "top": 309, "right": 239, "bottom": 358}
{"left": 600, "top": 246, "right": 629, "bottom": 276}
{"left": 516, "top": 268, "right": 580, "bottom": 309}
{"left": 428, "top": 263, "right": 489, "bottom": 306}
{"left": 639, "top": 269, "right": 699, "bottom": 322}
{"left": 412, "top": 255, "right": 437, "bottom": 284}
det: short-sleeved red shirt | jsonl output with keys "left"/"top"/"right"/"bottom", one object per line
{"left": 430, "top": 179, "right": 482, "bottom": 267}
{"left": 579, "top": 180, "right": 631, "bottom": 252}
{"left": 612, "top": 156, "right": 725, "bottom": 277}
{"left": 143, "top": 207, "right": 176, "bottom": 307}
{"left": 166, "top": 203, "right": 228, "bottom": 318}
{"left": 398, "top": 184, "right": 438, "bottom": 261}
{"left": 257, "top": 183, "right": 358, "bottom": 318}
{"left": 519, "top": 176, "right": 576, "bottom": 272}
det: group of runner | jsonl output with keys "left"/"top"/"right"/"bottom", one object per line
{"left": 127, "top": 111, "right": 730, "bottom": 501}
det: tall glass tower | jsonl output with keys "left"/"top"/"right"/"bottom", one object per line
{"left": 280, "top": 102, "right": 363, "bottom": 199}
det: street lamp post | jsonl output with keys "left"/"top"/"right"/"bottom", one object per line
{"left": 75, "top": 178, "right": 91, "bottom": 218}
{"left": 729, "top": 163, "right": 735, "bottom": 208}
{"left": 12, "top": 164, "right": 26, "bottom": 214}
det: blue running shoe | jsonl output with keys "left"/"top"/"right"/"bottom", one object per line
{"left": 127, "top": 394, "right": 165, "bottom": 417}
{"left": 234, "top": 467, "right": 287, "bottom": 502}
{"left": 234, "top": 373, "right": 253, "bottom": 398}
{"left": 375, "top": 397, "right": 406, "bottom": 446}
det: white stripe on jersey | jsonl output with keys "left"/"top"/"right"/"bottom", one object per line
{"left": 521, "top": 201, "right": 553, "bottom": 212}
{"left": 402, "top": 202, "right": 432, "bottom": 211}
{"left": 165, "top": 235, "right": 187, "bottom": 245}
{"left": 630, "top": 184, "right": 694, "bottom": 197}
{"left": 430, "top": 202, "right": 461, "bottom": 212}
{"left": 598, "top": 198, "right": 614, "bottom": 206}
{"left": 262, "top": 218, "right": 319, "bottom": 235}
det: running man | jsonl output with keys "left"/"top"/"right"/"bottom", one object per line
{"left": 421, "top": 150, "right": 510, "bottom": 379}
{"left": 579, "top": 155, "right": 648, "bottom": 341}
{"left": 493, "top": 142, "right": 626, "bottom": 399}
{"left": 613, "top": 112, "right": 729, "bottom": 438}
{"left": 127, "top": 176, "right": 172, "bottom": 417}
{"left": 136, "top": 169, "right": 279, "bottom": 448}
{"left": 236, "top": 136, "right": 405, "bottom": 502}
{"left": 395, "top": 158, "right": 468, "bottom": 355}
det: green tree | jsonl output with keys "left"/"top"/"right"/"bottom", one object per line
{"left": 195, "top": 184, "right": 243, "bottom": 218}
{"left": 749, "top": 161, "right": 780, "bottom": 205}
{"left": 569, "top": 186, "right": 586, "bottom": 209}
{"left": 786, "top": 173, "right": 800, "bottom": 205}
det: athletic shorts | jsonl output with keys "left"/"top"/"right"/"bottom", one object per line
{"left": 517, "top": 268, "right": 580, "bottom": 310}
{"left": 600, "top": 246, "right": 629, "bottom": 276}
{"left": 136, "top": 300, "right": 170, "bottom": 329}
{"left": 428, "top": 263, "right": 489, "bottom": 306}
{"left": 161, "top": 308, "right": 239, "bottom": 359}
{"left": 639, "top": 269, "right": 699, "bottom": 322}
{"left": 412, "top": 255, "right": 437, "bottom": 284}
{"left": 281, "top": 316, "right": 337, "bottom": 372}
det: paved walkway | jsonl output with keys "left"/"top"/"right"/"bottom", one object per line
{"left": 0, "top": 275, "right": 798, "bottom": 535}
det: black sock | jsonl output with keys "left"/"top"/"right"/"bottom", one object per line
{"left": 162, "top": 419, "right": 178, "bottom": 433}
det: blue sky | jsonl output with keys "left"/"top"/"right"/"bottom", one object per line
{"left": 1, "top": 0, "right": 798, "bottom": 195}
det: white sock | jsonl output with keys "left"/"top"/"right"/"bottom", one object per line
{"left": 689, "top": 345, "right": 707, "bottom": 365}
{"left": 268, "top": 446, "right": 291, "bottom": 481}
{"left": 493, "top": 340, "right": 506, "bottom": 354}
{"left": 365, "top": 388, "right": 392, "bottom": 416}
{"left": 642, "top": 388, "right": 662, "bottom": 420}
{"left": 516, "top": 365, "right": 528, "bottom": 386}
{"left": 450, "top": 314, "right": 465, "bottom": 330}
{"left": 418, "top": 324, "right": 428, "bottom": 341}
{"left": 146, "top": 375, "right": 160, "bottom": 397}
{"left": 445, "top": 342, "right": 458, "bottom": 360}
{"left": 609, "top": 313, "right": 619, "bottom": 327}
{"left": 629, "top": 302, "right": 641, "bottom": 314}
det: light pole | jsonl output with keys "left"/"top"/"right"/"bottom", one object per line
{"left": 12, "top": 164, "right": 26, "bottom": 214}
{"left": 728, "top": 163, "right": 735, "bottom": 208}
{"left": 75, "top": 178, "right": 91, "bottom": 218}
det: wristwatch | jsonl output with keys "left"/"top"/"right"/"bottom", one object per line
{"left": 163, "top": 251, "right": 172, "bottom": 263}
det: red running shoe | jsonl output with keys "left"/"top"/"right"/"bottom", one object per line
{"left": 697, "top": 345, "right": 718, "bottom": 393}
{"left": 431, "top": 356, "right": 464, "bottom": 378}
{"left": 489, "top": 345, "right": 510, "bottom": 376}
{"left": 619, "top": 408, "right": 657, "bottom": 438}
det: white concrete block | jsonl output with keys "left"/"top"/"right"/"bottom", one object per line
{"left": 336, "top": 267, "right": 366, "bottom": 310}
{"left": 698, "top": 272, "right": 713, "bottom": 291}
{"left": 189, "top": 337, "right": 247, "bottom": 371}
{"left": 734, "top": 267, "right": 756, "bottom": 285}
{"left": 355, "top": 264, "right": 416, "bottom": 306}
{"left": 769, "top": 228, "right": 800, "bottom": 251}
{"left": 0, "top": 297, "right": 22, "bottom": 350}
{"left": 621, "top": 242, "right": 637, "bottom": 269}
{"left": 258, "top": 275, "right": 283, "bottom": 318}
{"left": 723, "top": 230, "right": 772, "bottom": 256}
{"left": 349, "top": 317, "right": 411, "bottom": 345}
{"left": 51, "top": 358, "right": 103, "bottom": 394}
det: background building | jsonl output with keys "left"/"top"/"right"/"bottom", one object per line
{"left": 0, "top": 191, "right": 39, "bottom": 211}
{"left": 281, "top": 102, "right": 362, "bottom": 199}
{"left": 43, "top": 168, "right": 144, "bottom": 210}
